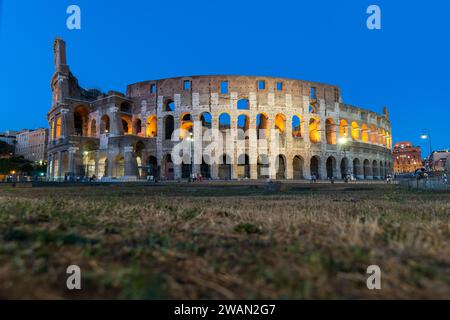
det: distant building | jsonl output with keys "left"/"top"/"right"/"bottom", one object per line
{"left": 393, "top": 142, "right": 422, "bottom": 174}
{"left": 429, "top": 150, "right": 450, "bottom": 172}
{"left": 15, "top": 128, "right": 49, "bottom": 163}
{"left": 0, "top": 130, "right": 17, "bottom": 146}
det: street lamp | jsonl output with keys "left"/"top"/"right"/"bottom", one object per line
{"left": 421, "top": 129, "right": 433, "bottom": 170}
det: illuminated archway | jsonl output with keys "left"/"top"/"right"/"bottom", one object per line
{"left": 370, "top": 125, "right": 377, "bottom": 144}
{"left": 274, "top": 114, "right": 286, "bottom": 134}
{"left": 351, "top": 122, "right": 360, "bottom": 141}
{"left": 339, "top": 119, "right": 349, "bottom": 138}
{"left": 146, "top": 115, "right": 157, "bottom": 137}
{"left": 325, "top": 118, "right": 337, "bottom": 145}
{"left": 361, "top": 123, "right": 369, "bottom": 143}
{"left": 309, "top": 117, "right": 321, "bottom": 143}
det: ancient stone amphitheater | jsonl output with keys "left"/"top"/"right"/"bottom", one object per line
{"left": 47, "top": 39, "right": 393, "bottom": 181}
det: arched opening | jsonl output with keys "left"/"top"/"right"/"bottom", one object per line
{"left": 180, "top": 113, "right": 193, "bottom": 139}
{"left": 135, "top": 141, "right": 145, "bottom": 178}
{"left": 309, "top": 117, "right": 321, "bottom": 143}
{"left": 340, "top": 119, "right": 349, "bottom": 139}
{"left": 257, "top": 154, "right": 270, "bottom": 179}
{"left": 293, "top": 156, "right": 304, "bottom": 179}
{"left": 100, "top": 115, "right": 110, "bottom": 134}
{"left": 237, "top": 154, "right": 250, "bottom": 179}
{"left": 276, "top": 155, "right": 286, "bottom": 180}
{"left": 146, "top": 115, "right": 157, "bottom": 137}
{"left": 351, "top": 122, "right": 360, "bottom": 141}
{"left": 237, "top": 114, "right": 249, "bottom": 140}
{"left": 102, "top": 158, "right": 108, "bottom": 177}
{"left": 114, "top": 155, "right": 125, "bottom": 177}
{"left": 340, "top": 158, "right": 349, "bottom": 179}
{"left": 237, "top": 98, "right": 249, "bottom": 110}
{"left": 74, "top": 106, "right": 89, "bottom": 136}
{"left": 363, "top": 159, "right": 372, "bottom": 179}
{"left": 200, "top": 156, "right": 211, "bottom": 179}
{"left": 325, "top": 118, "right": 337, "bottom": 145}
{"left": 372, "top": 160, "right": 379, "bottom": 179}
{"left": 353, "top": 158, "right": 362, "bottom": 179}
{"left": 163, "top": 154, "right": 174, "bottom": 180}
{"left": 55, "top": 117, "right": 62, "bottom": 139}
{"left": 370, "top": 125, "right": 377, "bottom": 144}
{"left": 256, "top": 113, "right": 269, "bottom": 139}
{"left": 219, "top": 113, "right": 231, "bottom": 131}
{"left": 182, "top": 160, "right": 191, "bottom": 179}
{"left": 121, "top": 116, "right": 132, "bottom": 134}
{"left": 310, "top": 156, "right": 320, "bottom": 179}
{"left": 90, "top": 119, "right": 97, "bottom": 137}
{"left": 361, "top": 124, "right": 369, "bottom": 143}
{"left": 218, "top": 154, "right": 232, "bottom": 180}
{"left": 378, "top": 128, "right": 383, "bottom": 145}
{"left": 165, "top": 99, "right": 175, "bottom": 112}
{"left": 147, "top": 156, "right": 158, "bottom": 178}
{"left": 274, "top": 114, "right": 286, "bottom": 134}
{"left": 292, "top": 115, "right": 302, "bottom": 138}
{"left": 164, "top": 115, "right": 175, "bottom": 140}
{"left": 326, "top": 156, "right": 336, "bottom": 179}
{"left": 200, "top": 112, "right": 212, "bottom": 129}
{"left": 134, "top": 118, "right": 142, "bottom": 135}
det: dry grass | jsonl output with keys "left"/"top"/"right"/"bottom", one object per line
{"left": 0, "top": 183, "right": 449, "bottom": 299}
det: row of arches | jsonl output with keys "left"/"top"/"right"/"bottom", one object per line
{"left": 55, "top": 105, "right": 390, "bottom": 149}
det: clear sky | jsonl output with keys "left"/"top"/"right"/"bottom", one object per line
{"left": 0, "top": 0, "right": 449, "bottom": 156}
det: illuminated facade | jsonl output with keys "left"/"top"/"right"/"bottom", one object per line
{"left": 47, "top": 38, "right": 393, "bottom": 181}
{"left": 393, "top": 142, "right": 422, "bottom": 174}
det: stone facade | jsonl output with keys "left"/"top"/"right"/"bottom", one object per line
{"left": 47, "top": 38, "right": 393, "bottom": 181}
{"left": 15, "top": 128, "right": 48, "bottom": 163}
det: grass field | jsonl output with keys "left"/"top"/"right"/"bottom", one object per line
{"left": 0, "top": 182, "right": 449, "bottom": 299}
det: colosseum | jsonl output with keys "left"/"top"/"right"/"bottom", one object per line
{"left": 47, "top": 38, "right": 393, "bottom": 182}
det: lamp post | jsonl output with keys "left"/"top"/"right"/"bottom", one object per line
{"left": 421, "top": 129, "right": 433, "bottom": 171}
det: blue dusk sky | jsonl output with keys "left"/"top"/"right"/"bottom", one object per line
{"left": 0, "top": 0, "right": 449, "bottom": 156}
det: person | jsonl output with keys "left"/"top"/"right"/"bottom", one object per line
{"left": 330, "top": 176, "right": 335, "bottom": 184}
{"left": 310, "top": 174, "right": 317, "bottom": 183}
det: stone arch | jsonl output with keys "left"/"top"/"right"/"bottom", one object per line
{"left": 257, "top": 154, "right": 270, "bottom": 179}
{"left": 55, "top": 117, "right": 62, "bottom": 139}
{"left": 162, "top": 154, "right": 174, "bottom": 180}
{"left": 180, "top": 113, "right": 193, "bottom": 139}
{"left": 293, "top": 156, "right": 304, "bottom": 179}
{"left": 218, "top": 154, "right": 232, "bottom": 180}
{"left": 276, "top": 154, "right": 287, "bottom": 180}
{"left": 325, "top": 118, "right": 337, "bottom": 145}
{"left": 90, "top": 119, "right": 97, "bottom": 137}
{"left": 274, "top": 114, "right": 286, "bottom": 134}
{"left": 237, "top": 114, "right": 250, "bottom": 140}
{"left": 219, "top": 113, "right": 231, "bottom": 131}
{"left": 100, "top": 115, "right": 110, "bottom": 134}
{"left": 146, "top": 115, "right": 157, "bottom": 137}
{"left": 292, "top": 115, "right": 302, "bottom": 138}
{"left": 164, "top": 115, "right": 175, "bottom": 140}
{"left": 146, "top": 155, "right": 158, "bottom": 178}
{"left": 363, "top": 159, "right": 372, "bottom": 179}
{"left": 340, "top": 157, "right": 350, "bottom": 179}
{"left": 200, "top": 156, "right": 211, "bottom": 179}
{"left": 114, "top": 155, "right": 125, "bottom": 178}
{"left": 351, "top": 121, "right": 360, "bottom": 141}
{"left": 74, "top": 105, "right": 89, "bottom": 136}
{"left": 200, "top": 112, "right": 212, "bottom": 129}
{"left": 370, "top": 125, "right": 377, "bottom": 144}
{"left": 378, "top": 128, "right": 383, "bottom": 145}
{"left": 361, "top": 123, "right": 369, "bottom": 143}
{"left": 256, "top": 113, "right": 269, "bottom": 139}
{"left": 309, "top": 117, "right": 321, "bottom": 143}
{"left": 340, "top": 119, "right": 349, "bottom": 138}
{"left": 310, "top": 156, "right": 320, "bottom": 179}
{"left": 165, "top": 99, "right": 175, "bottom": 112}
{"left": 326, "top": 156, "right": 337, "bottom": 178}
{"left": 372, "top": 160, "right": 379, "bottom": 179}
{"left": 353, "top": 158, "right": 362, "bottom": 179}
{"left": 237, "top": 154, "right": 250, "bottom": 179}
{"left": 133, "top": 118, "right": 142, "bottom": 135}
{"left": 237, "top": 98, "right": 249, "bottom": 110}
{"left": 121, "top": 115, "right": 132, "bottom": 134}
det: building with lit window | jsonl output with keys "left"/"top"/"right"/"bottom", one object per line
{"left": 15, "top": 128, "right": 49, "bottom": 163}
{"left": 393, "top": 142, "right": 422, "bottom": 174}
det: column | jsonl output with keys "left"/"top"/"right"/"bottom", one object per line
{"left": 68, "top": 147, "right": 79, "bottom": 175}
{"left": 57, "top": 152, "right": 63, "bottom": 181}
{"left": 124, "top": 146, "right": 137, "bottom": 178}
{"left": 108, "top": 106, "right": 122, "bottom": 137}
